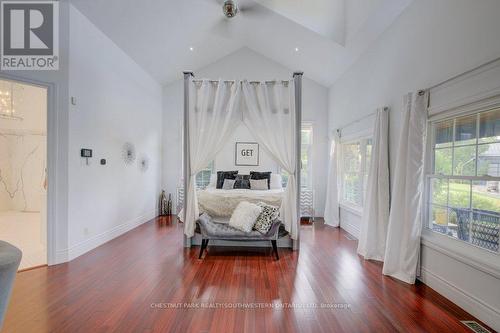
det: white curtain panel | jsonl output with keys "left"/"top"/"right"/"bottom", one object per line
{"left": 357, "top": 108, "right": 390, "bottom": 261}
{"left": 382, "top": 91, "right": 428, "bottom": 284}
{"left": 183, "top": 79, "right": 242, "bottom": 237}
{"left": 241, "top": 80, "right": 299, "bottom": 239}
{"left": 323, "top": 131, "right": 341, "bottom": 227}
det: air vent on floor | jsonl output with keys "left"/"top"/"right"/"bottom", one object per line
{"left": 343, "top": 233, "right": 356, "bottom": 241}
{"left": 461, "top": 321, "right": 491, "bottom": 333}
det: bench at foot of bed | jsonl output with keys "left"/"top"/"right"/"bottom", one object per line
{"left": 195, "top": 213, "right": 286, "bottom": 260}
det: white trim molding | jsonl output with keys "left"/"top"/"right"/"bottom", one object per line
{"left": 339, "top": 206, "right": 361, "bottom": 239}
{"left": 339, "top": 202, "right": 363, "bottom": 216}
{"left": 59, "top": 210, "right": 157, "bottom": 262}
{"left": 419, "top": 266, "right": 500, "bottom": 331}
{"left": 421, "top": 230, "right": 500, "bottom": 279}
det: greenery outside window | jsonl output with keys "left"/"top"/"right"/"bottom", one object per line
{"left": 196, "top": 161, "right": 214, "bottom": 189}
{"left": 340, "top": 138, "right": 372, "bottom": 209}
{"left": 300, "top": 123, "right": 313, "bottom": 189}
{"left": 281, "top": 122, "right": 314, "bottom": 188}
{"left": 427, "top": 108, "right": 500, "bottom": 253}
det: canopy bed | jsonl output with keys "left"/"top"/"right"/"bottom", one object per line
{"left": 180, "top": 71, "right": 303, "bottom": 250}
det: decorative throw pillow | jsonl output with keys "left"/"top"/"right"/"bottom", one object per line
{"left": 250, "top": 179, "right": 268, "bottom": 190}
{"left": 250, "top": 171, "right": 272, "bottom": 189}
{"left": 229, "top": 201, "right": 263, "bottom": 233}
{"left": 270, "top": 173, "right": 282, "bottom": 190}
{"left": 222, "top": 178, "right": 236, "bottom": 189}
{"left": 216, "top": 171, "right": 238, "bottom": 189}
{"left": 254, "top": 202, "right": 280, "bottom": 234}
{"left": 234, "top": 174, "right": 250, "bottom": 189}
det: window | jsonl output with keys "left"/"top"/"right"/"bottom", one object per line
{"left": 301, "top": 123, "right": 313, "bottom": 189}
{"left": 427, "top": 108, "right": 500, "bottom": 252}
{"left": 340, "top": 138, "right": 372, "bottom": 208}
{"left": 280, "top": 123, "right": 314, "bottom": 188}
{"left": 195, "top": 161, "right": 214, "bottom": 189}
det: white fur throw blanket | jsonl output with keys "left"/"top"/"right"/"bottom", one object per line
{"left": 197, "top": 188, "right": 284, "bottom": 217}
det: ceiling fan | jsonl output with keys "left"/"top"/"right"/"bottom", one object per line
{"left": 219, "top": 0, "right": 262, "bottom": 19}
{"left": 208, "top": 0, "right": 267, "bottom": 38}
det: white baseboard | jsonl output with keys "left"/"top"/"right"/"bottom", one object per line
{"left": 419, "top": 267, "right": 500, "bottom": 331}
{"left": 339, "top": 221, "right": 360, "bottom": 239}
{"left": 56, "top": 210, "right": 157, "bottom": 263}
{"left": 54, "top": 248, "right": 69, "bottom": 264}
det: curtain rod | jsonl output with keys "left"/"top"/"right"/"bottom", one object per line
{"left": 336, "top": 107, "right": 388, "bottom": 135}
{"left": 427, "top": 56, "right": 500, "bottom": 91}
{"left": 190, "top": 79, "right": 291, "bottom": 84}
{"left": 184, "top": 70, "right": 302, "bottom": 83}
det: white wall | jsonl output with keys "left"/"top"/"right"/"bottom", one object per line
{"left": 162, "top": 48, "right": 329, "bottom": 215}
{"left": 328, "top": 0, "right": 500, "bottom": 329}
{"left": 215, "top": 124, "right": 279, "bottom": 175}
{"left": 67, "top": 6, "right": 162, "bottom": 260}
{"left": 345, "top": 0, "right": 385, "bottom": 42}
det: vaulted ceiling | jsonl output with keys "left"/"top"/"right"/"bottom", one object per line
{"left": 69, "top": 0, "right": 413, "bottom": 86}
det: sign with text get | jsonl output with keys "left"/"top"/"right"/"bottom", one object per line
{"left": 235, "top": 142, "right": 259, "bottom": 166}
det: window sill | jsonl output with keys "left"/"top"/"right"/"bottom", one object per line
{"left": 339, "top": 202, "right": 363, "bottom": 216}
{"left": 421, "top": 228, "right": 500, "bottom": 279}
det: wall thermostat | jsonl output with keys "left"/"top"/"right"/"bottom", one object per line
{"left": 81, "top": 149, "right": 92, "bottom": 165}
{"left": 81, "top": 149, "right": 92, "bottom": 158}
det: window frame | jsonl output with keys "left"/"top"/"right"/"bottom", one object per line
{"left": 280, "top": 122, "right": 315, "bottom": 189}
{"left": 195, "top": 161, "right": 215, "bottom": 189}
{"left": 424, "top": 106, "right": 500, "bottom": 255}
{"left": 301, "top": 122, "right": 314, "bottom": 190}
{"left": 339, "top": 135, "right": 372, "bottom": 212}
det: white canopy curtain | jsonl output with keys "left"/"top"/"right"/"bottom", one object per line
{"left": 183, "top": 79, "right": 242, "bottom": 238}
{"left": 383, "top": 91, "right": 429, "bottom": 284}
{"left": 357, "top": 107, "right": 390, "bottom": 261}
{"left": 182, "top": 72, "right": 303, "bottom": 242}
{"left": 323, "top": 131, "right": 341, "bottom": 227}
{"left": 241, "top": 80, "right": 298, "bottom": 239}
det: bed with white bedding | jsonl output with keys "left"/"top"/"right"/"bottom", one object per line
{"left": 197, "top": 187, "right": 284, "bottom": 218}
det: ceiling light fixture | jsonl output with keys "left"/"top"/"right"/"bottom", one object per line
{"left": 295, "top": 47, "right": 299, "bottom": 52}
{"left": 189, "top": 47, "right": 194, "bottom": 51}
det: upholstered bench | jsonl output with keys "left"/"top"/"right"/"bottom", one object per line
{"left": 0, "top": 241, "right": 22, "bottom": 329}
{"left": 195, "top": 213, "right": 286, "bottom": 260}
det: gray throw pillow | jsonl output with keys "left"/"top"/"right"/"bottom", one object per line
{"left": 250, "top": 179, "right": 268, "bottom": 190}
{"left": 254, "top": 202, "right": 280, "bottom": 234}
{"left": 250, "top": 171, "right": 272, "bottom": 189}
{"left": 222, "top": 179, "right": 236, "bottom": 189}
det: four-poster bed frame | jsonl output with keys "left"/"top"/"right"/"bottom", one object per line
{"left": 182, "top": 71, "right": 303, "bottom": 250}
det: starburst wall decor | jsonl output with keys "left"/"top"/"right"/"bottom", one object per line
{"left": 122, "top": 142, "right": 136, "bottom": 165}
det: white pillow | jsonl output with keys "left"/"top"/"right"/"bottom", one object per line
{"left": 207, "top": 174, "right": 217, "bottom": 188}
{"left": 229, "top": 201, "right": 263, "bottom": 233}
{"left": 222, "top": 178, "right": 236, "bottom": 189}
{"left": 250, "top": 179, "right": 268, "bottom": 190}
{"left": 270, "top": 173, "right": 282, "bottom": 189}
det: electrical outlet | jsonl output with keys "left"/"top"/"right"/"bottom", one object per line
{"left": 84, "top": 227, "right": 89, "bottom": 236}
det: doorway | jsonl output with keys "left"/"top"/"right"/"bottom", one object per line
{"left": 0, "top": 78, "right": 48, "bottom": 270}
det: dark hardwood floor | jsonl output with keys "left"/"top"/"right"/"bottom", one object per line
{"left": 2, "top": 217, "right": 493, "bottom": 333}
